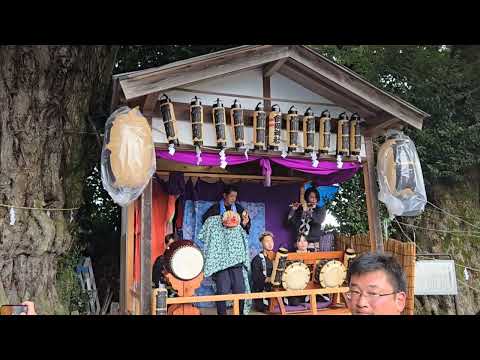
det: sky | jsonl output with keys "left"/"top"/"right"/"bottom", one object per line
{"left": 324, "top": 210, "right": 339, "bottom": 227}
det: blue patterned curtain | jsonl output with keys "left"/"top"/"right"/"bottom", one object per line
{"left": 183, "top": 200, "right": 265, "bottom": 308}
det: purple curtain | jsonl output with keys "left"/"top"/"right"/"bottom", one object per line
{"left": 184, "top": 179, "right": 300, "bottom": 251}
{"left": 157, "top": 150, "right": 361, "bottom": 185}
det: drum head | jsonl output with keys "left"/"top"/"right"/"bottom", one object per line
{"left": 106, "top": 109, "right": 154, "bottom": 188}
{"left": 170, "top": 246, "right": 204, "bottom": 281}
{"left": 319, "top": 260, "right": 346, "bottom": 288}
{"left": 383, "top": 141, "right": 397, "bottom": 196}
{"left": 282, "top": 262, "right": 310, "bottom": 291}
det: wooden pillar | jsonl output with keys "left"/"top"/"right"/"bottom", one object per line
{"left": 363, "top": 137, "right": 384, "bottom": 252}
{"left": 140, "top": 179, "right": 152, "bottom": 314}
{"left": 120, "top": 201, "right": 135, "bottom": 314}
{"left": 126, "top": 203, "right": 135, "bottom": 313}
{"left": 110, "top": 78, "right": 121, "bottom": 112}
{"left": 120, "top": 206, "right": 127, "bottom": 314}
{"left": 263, "top": 75, "right": 271, "bottom": 110}
{"left": 138, "top": 92, "right": 159, "bottom": 315}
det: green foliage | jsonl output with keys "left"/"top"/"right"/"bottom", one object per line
{"left": 324, "top": 172, "right": 394, "bottom": 237}
{"left": 113, "top": 45, "right": 236, "bottom": 75}
{"left": 310, "top": 45, "right": 480, "bottom": 236}
{"left": 84, "top": 45, "right": 235, "bottom": 243}
{"left": 79, "top": 166, "right": 120, "bottom": 233}
{"left": 310, "top": 45, "right": 480, "bottom": 185}
{"left": 77, "top": 44, "right": 479, "bottom": 278}
{"left": 56, "top": 244, "right": 89, "bottom": 314}
{"left": 324, "top": 173, "right": 368, "bottom": 235}
{"left": 75, "top": 46, "right": 238, "bottom": 304}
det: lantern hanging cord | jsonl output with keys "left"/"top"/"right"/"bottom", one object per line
{"left": 0, "top": 203, "right": 80, "bottom": 211}
{"left": 394, "top": 220, "right": 480, "bottom": 237}
{"left": 172, "top": 87, "right": 340, "bottom": 109}
{"left": 408, "top": 229, "right": 480, "bottom": 274}
{"left": 394, "top": 217, "right": 416, "bottom": 244}
{"left": 457, "top": 279, "right": 480, "bottom": 294}
{"left": 426, "top": 200, "right": 480, "bottom": 231}
{"left": 455, "top": 263, "right": 480, "bottom": 274}
{"left": 11, "top": 126, "right": 99, "bottom": 135}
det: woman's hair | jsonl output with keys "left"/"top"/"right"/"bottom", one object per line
{"left": 304, "top": 187, "right": 320, "bottom": 203}
{"left": 223, "top": 184, "right": 239, "bottom": 195}
{"left": 164, "top": 233, "right": 175, "bottom": 245}
{"left": 296, "top": 234, "right": 307, "bottom": 243}
{"left": 259, "top": 231, "right": 274, "bottom": 243}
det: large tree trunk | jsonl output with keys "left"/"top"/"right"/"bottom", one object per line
{"left": 0, "top": 46, "right": 117, "bottom": 314}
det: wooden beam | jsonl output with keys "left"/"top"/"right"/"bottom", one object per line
{"left": 142, "top": 92, "right": 161, "bottom": 117}
{"left": 170, "top": 87, "right": 337, "bottom": 108}
{"left": 147, "top": 100, "right": 344, "bottom": 133}
{"left": 126, "top": 203, "right": 135, "bottom": 314}
{"left": 138, "top": 93, "right": 157, "bottom": 315}
{"left": 115, "top": 46, "right": 267, "bottom": 81}
{"left": 287, "top": 251, "right": 344, "bottom": 262}
{"left": 363, "top": 137, "right": 384, "bottom": 252}
{"left": 263, "top": 58, "right": 288, "bottom": 77}
{"left": 166, "top": 287, "right": 350, "bottom": 304}
{"left": 263, "top": 75, "right": 271, "bottom": 110}
{"left": 120, "top": 206, "right": 127, "bottom": 314}
{"left": 140, "top": 180, "right": 152, "bottom": 315}
{"left": 233, "top": 300, "right": 240, "bottom": 315}
{"left": 363, "top": 114, "right": 401, "bottom": 138}
{"left": 120, "top": 46, "right": 292, "bottom": 100}
{"left": 310, "top": 294, "right": 318, "bottom": 315}
{"left": 110, "top": 77, "right": 121, "bottom": 113}
{"left": 154, "top": 142, "right": 367, "bottom": 163}
{"left": 156, "top": 171, "right": 307, "bottom": 182}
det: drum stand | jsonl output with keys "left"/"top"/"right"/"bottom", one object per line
{"left": 266, "top": 251, "right": 350, "bottom": 315}
{"left": 165, "top": 272, "right": 204, "bottom": 315}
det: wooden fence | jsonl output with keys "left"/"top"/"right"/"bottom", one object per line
{"left": 335, "top": 233, "right": 416, "bottom": 315}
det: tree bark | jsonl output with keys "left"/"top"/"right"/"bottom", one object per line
{"left": 0, "top": 46, "right": 117, "bottom": 314}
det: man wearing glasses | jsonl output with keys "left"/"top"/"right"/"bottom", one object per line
{"left": 345, "top": 253, "right": 407, "bottom": 315}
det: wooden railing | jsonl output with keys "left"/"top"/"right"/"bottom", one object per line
{"left": 163, "top": 287, "right": 350, "bottom": 315}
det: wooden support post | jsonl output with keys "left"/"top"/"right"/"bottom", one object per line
{"left": 233, "top": 300, "right": 240, "bottom": 315}
{"left": 335, "top": 293, "right": 341, "bottom": 304}
{"left": 278, "top": 297, "right": 287, "bottom": 315}
{"left": 363, "top": 115, "right": 399, "bottom": 138}
{"left": 110, "top": 78, "right": 121, "bottom": 113}
{"left": 120, "top": 206, "right": 127, "bottom": 314}
{"left": 143, "top": 92, "right": 160, "bottom": 118}
{"left": 120, "top": 202, "right": 135, "bottom": 314}
{"left": 263, "top": 58, "right": 287, "bottom": 78}
{"left": 126, "top": 203, "right": 135, "bottom": 314}
{"left": 310, "top": 294, "right": 317, "bottom": 315}
{"left": 363, "top": 137, "right": 384, "bottom": 252}
{"left": 138, "top": 92, "right": 158, "bottom": 315}
{"left": 140, "top": 181, "right": 152, "bottom": 315}
{"left": 263, "top": 75, "right": 271, "bottom": 110}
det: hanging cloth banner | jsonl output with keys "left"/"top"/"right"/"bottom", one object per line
{"left": 156, "top": 150, "right": 362, "bottom": 186}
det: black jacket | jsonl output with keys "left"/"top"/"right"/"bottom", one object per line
{"left": 287, "top": 206, "right": 326, "bottom": 242}
{"left": 201, "top": 202, "right": 251, "bottom": 234}
{"left": 152, "top": 255, "right": 167, "bottom": 288}
{"left": 251, "top": 253, "right": 273, "bottom": 312}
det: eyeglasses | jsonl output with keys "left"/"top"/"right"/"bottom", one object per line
{"left": 345, "top": 290, "right": 398, "bottom": 302}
